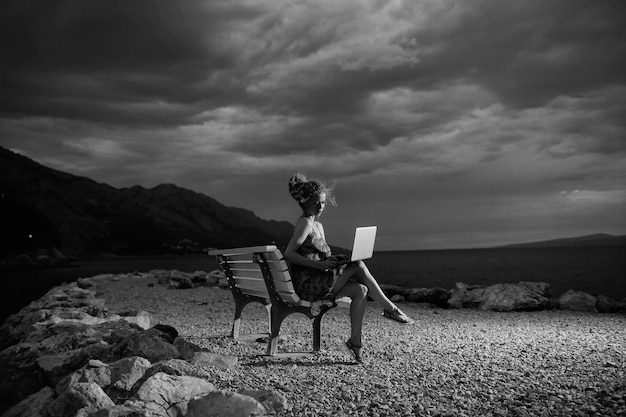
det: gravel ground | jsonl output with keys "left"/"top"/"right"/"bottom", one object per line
{"left": 95, "top": 273, "right": 626, "bottom": 417}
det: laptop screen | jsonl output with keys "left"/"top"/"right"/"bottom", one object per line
{"left": 350, "top": 226, "right": 377, "bottom": 261}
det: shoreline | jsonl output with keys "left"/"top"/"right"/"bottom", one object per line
{"left": 2, "top": 243, "right": 625, "bottom": 322}
{"left": 2, "top": 258, "right": 625, "bottom": 324}
{"left": 1, "top": 271, "right": 625, "bottom": 416}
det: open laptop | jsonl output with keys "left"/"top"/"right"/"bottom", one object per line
{"left": 336, "top": 226, "right": 377, "bottom": 265}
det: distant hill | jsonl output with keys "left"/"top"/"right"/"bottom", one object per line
{"left": 0, "top": 146, "right": 294, "bottom": 265}
{"left": 499, "top": 233, "right": 626, "bottom": 249}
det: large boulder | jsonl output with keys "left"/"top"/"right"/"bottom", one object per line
{"left": 480, "top": 282, "right": 551, "bottom": 312}
{"left": 186, "top": 390, "right": 266, "bottom": 417}
{"left": 118, "top": 311, "right": 152, "bottom": 330}
{"left": 448, "top": 283, "right": 487, "bottom": 309}
{"left": 206, "top": 270, "right": 225, "bottom": 286}
{"left": 448, "top": 282, "right": 551, "bottom": 311}
{"left": 35, "top": 339, "right": 118, "bottom": 386}
{"left": 596, "top": 295, "right": 626, "bottom": 313}
{"left": 108, "top": 356, "right": 153, "bottom": 392}
{"left": 167, "top": 276, "right": 194, "bottom": 290}
{"left": 119, "top": 328, "right": 180, "bottom": 363}
{"left": 56, "top": 359, "right": 112, "bottom": 395}
{"left": 37, "top": 349, "right": 91, "bottom": 385}
{"left": 92, "top": 320, "right": 144, "bottom": 346}
{"left": 135, "top": 372, "right": 215, "bottom": 417}
{"left": 172, "top": 337, "right": 205, "bottom": 361}
{"left": 558, "top": 289, "right": 598, "bottom": 312}
{"left": 140, "top": 359, "right": 214, "bottom": 382}
{"left": 47, "top": 381, "right": 115, "bottom": 417}
{"left": 239, "top": 388, "right": 291, "bottom": 415}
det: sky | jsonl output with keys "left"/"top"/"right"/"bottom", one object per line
{"left": 1, "top": 0, "right": 625, "bottom": 250}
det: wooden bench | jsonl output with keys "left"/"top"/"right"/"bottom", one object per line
{"left": 208, "top": 245, "right": 349, "bottom": 356}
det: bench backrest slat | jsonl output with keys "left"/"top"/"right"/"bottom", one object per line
{"left": 226, "top": 260, "right": 289, "bottom": 272}
{"left": 209, "top": 245, "right": 278, "bottom": 256}
{"left": 210, "top": 246, "right": 304, "bottom": 306}
{"left": 227, "top": 268, "right": 265, "bottom": 279}
{"left": 231, "top": 277, "right": 266, "bottom": 292}
{"left": 230, "top": 276, "right": 294, "bottom": 293}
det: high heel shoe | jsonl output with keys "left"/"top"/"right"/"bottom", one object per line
{"left": 345, "top": 339, "right": 363, "bottom": 363}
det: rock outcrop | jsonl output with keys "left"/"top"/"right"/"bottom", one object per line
{"left": 558, "top": 289, "right": 598, "bottom": 312}
{"left": 3, "top": 268, "right": 625, "bottom": 415}
{"left": 448, "top": 281, "right": 552, "bottom": 311}
{"left": 596, "top": 294, "right": 626, "bottom": 313}
{"left": 0, "top": 275, "right": 283, "bottom": 416}
{"left": 443, "top": 282, "right": 626, "bottom": 313}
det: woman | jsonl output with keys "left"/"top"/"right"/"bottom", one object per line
{"left": 284, "top": 173, "right": 413, "bottom": 363}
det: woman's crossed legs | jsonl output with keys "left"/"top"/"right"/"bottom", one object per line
{"left": 332, "top": 261, "right": 410, "bottom": 361}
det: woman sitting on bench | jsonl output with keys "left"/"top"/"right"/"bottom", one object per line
{"left": 284, "top": 173, "right": 413, "bottom": 363}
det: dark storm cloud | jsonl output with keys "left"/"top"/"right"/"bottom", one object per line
{"left": 396, "top": 1, "right": 626, "bottom": 108}
{"left": 3, "top": 0, "right": 624, "bottom": 134}
{"left": 0, "top": 0, "right": 258, "bottom": 125}
{"left": 1, "top": 0, "right": 625, "bottom": 249}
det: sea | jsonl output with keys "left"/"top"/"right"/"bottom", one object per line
{"left": 1, "top": 245, "right": 624, "bottom": 322}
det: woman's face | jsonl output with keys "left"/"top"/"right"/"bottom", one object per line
{"left": 303, "top": 192, "right": 326, "bottom": 218}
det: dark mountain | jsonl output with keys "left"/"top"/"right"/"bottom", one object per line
{"left": 0, "top": 146, "right": 294, "bottom": 264}
{"left": 499, "top": 233, "right": 626, "bottom": 249}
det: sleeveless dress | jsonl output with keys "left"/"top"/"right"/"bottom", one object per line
{"left": 289, "top": 227, "right": 346, "bottom": 301}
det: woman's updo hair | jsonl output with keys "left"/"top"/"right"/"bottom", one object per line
{"left": 288, "top": 173, "right": 336, "bottom": 206}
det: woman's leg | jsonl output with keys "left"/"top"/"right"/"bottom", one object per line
{"left": 333, "top": 281, "right": 368, "bottom": 357}
{"left": 338, "top": 261, "right": 397, "bottom": 312}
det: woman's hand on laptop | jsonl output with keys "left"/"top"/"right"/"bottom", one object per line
{"left": 319, "top": 255, "right": 350, "bottom": 270}
{"left": 319, "top": 259, "right": 337, "bottom": 271}
{"left": 329, "top": 254, "right": 350, "bottom": 267}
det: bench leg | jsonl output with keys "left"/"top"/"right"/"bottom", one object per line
{"left": 266, "top": 304, "right": 290, "bottom": 356}
{"left": 230, "top": 293, "right": 269, "bottom": 339}
{"left": 312, "top": 307, "right": 332, "bottom": 352}
{"left": 264, "top": 303, "right": 272, "bottom": 335}
{"left": 312, "top": 316, "right": 322, "bottom": 352}
{"left": 231, "top": 301, "right": 245, "bottom": 339}
{"left": 267, "top": 304, "right": 333, "bottom": 355}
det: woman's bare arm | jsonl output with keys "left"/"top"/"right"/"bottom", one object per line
{"left": 285, "top": 218, "right": 332, "bottom": 270}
